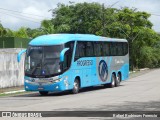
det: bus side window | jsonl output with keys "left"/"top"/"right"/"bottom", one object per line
{"left": 122, "top": 42, "right": 128, "bottom": 55}
{"left": 74, "top": 42, "right": 85, "bottom": 61}
{"left": 64, "top": 41, "right": 74, "bottom": 69}
{"left": 94, "top": 42, "right": 101, "bottom": 56}
{"left": 86, "top": 42, "right": 94, "bottom": 57}
{"left": 102, "top": 42, "right": 110, "bottom": 56}
{"left": 117, "top": 42, "right": 123, "bottom": 56}
{"left": 110, "top": 42, "right": 116, "bottom": 56}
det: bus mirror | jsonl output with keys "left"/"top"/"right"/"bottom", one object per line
{"left": 60, "top": 48, "right": 69, "bottom": 62}
{"left": 17, "top": 49, "right": 26, "bottom": 62}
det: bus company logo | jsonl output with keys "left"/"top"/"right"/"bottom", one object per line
{"left": 98, "top": 60, "right": 108, "bottom": 82}
{"left": 42, "top": 70, "right": 45, "bottom": 75}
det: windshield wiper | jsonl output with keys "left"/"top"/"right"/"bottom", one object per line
{"left": 30, "top": 63, "right": 41, "bottom": 75}
{"left": 43, "top": 62, "right": 51, "bottom": 75}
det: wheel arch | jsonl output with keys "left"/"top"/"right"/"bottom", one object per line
{"left": 109, "top": 71, "right": 116, "bottom": 83}
{"left": 75, "top": 76, "right": 81, "bottom": 88}
{"left": 117, "top": 71, "right": 122, "bottom": 82}
{"left": 112, "top": 72, "right": 116, "bottom": 78}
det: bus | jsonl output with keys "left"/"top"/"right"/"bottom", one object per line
{"left": 17, "top": 34, "right": 129, "bottom": 95}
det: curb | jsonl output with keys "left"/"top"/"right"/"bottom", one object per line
{"left": 0, "top": 90, "right": 25, "bottom": 95}
{"left": 129, "top": 68, "right": 150, "bottom": 74}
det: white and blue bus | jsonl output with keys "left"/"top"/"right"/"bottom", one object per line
{"left": 18, "top": 34, "right": 129, "bottom": 95}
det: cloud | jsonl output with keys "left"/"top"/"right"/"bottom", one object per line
{"left": 129, "top": 0, "right": 160, "bottom": 32}
{"left": 0, "top": 0, "right": 53, "bottom": 30}
{"left": 149, "top": 16, "right": 160, "bottom": 32}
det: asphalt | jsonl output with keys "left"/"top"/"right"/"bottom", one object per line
{"left": 0, "top": 69, "right": 160, "bottom": 119}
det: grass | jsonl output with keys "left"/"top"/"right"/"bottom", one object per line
{"left": 0, "top": 91, "right": 31, "bottom": 97}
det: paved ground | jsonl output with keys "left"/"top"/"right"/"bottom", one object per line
{"left": 0, "top": 69, "right": 160, "bottom": 119}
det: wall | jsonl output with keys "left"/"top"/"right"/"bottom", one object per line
{"left": 0, "top": 48, "right": 25, "bottom": 88}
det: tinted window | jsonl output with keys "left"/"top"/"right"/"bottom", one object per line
{"left": 94, "top": 42, "right": 102, "bottom": 56}
{"left": 75, "top": 42, "right": 85, "bottom": 60}
{"left": 86, "top": 42, "right": 94, "bottom": 57}
{"left": 25, "top": 45, "right": 64, "bottom": 77}
{"left": 64, "top": 41, "right": 75, "bottom": 69}
{"left": 108, "top": 42, "right": 128, "bottom": 56}
{"left": 122, "top": 42, "right": 128, "bottom": 55}
{"left": 74, "top": 41, "right": 128, "bottom": 60}
{"left": 117, "top": 42, "right": 123, "bottom": 56}
{"left": 110, "top": 42, "right": 117, "bottom": 56}
{"left": 102, "top": 42, "right": 110, "bottom": 56}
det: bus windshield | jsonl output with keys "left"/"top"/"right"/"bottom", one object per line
{"left": 25, "top": 45, "right": 64, "bottom": 77}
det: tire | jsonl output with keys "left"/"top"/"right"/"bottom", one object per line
{"left": 109, "top": 74, "right": 116, "bottom": 88}
{"left": 72, "top": 78, "right": 80, "bottom": 94}
{"left": 115, "top": 73, "right": 121, "bottom": 87}
{"left": 39, "top": 91, "right": 48, "bottom": 96}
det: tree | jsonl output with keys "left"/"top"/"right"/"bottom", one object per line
{"left": 52, "top": 2, "right": 103, "bottom": 34}
{"left": 51, "top": 3, "right": 160, "bottom": 69}
{"left": 41, "top": 20, "right": 55, "bottom": 34}
{"left": 13, "top": 27, "right": 29, "bottom": 38}
{"left": 105, "top": 7, "right": 158, "bottom": 69}
{"left": 0, "top": 23, "right": 7, "bottom": 37}
{"left": 0, "top": 2, "right": 159, "bottom": 68}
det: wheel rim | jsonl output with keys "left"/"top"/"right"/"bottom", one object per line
{"left": 74, "top": 81, "right": 79, "bottom": 92}
{"left": 112, "top": 75, "right": 115, "bottom": 86}
{"left": 117, "top": 75, "right": 120, "bottom": 85}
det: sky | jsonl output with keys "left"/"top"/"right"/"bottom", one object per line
{"left": 0, "top": 0, "right": 159, "bottom": 32}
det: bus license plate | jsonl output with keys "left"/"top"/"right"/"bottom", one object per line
{"left": 38, "top": 86, "right": 44, "bottom": 90}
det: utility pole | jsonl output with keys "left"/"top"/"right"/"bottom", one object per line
{"left": 101, "top": 1, "right": 119, "bottom": 36}
{"left": 102, "top": 3, "right": 105, "bottom": 36}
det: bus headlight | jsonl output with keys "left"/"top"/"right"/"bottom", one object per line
{"left": 64, "top": 76, "right": 69, "bottom": 87}
{"left": 49, "top": 77, "right": 61, "bottom": 83}
{"left": 49, "top": 76, "right": 60, "bottom": 82}
{"left": 25, "top": 80, "right": 29, "bottom": 83}
{"left": 24, "top": 76, "right": 32, "bottom": 83}
{"left": 53, "top": 79, "right": 61, "bottom": 83}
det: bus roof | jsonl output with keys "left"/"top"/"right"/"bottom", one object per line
{"left": 29, "top": 34, "right": 127, "bottom": 46}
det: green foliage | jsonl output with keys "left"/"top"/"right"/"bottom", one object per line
{"left": 5, "top": 28, "right": 14, "bottom": 37}
{"left": 0, "top": 2, "right": 160, "bottom": 69}
{"left": 41, "top": 20, "right": 55, "bottom": 34}
{"left": 50, "top": 3, "right": 160, "bottom": 68}
{"left": 13, "top": 27, "right": 29, "bottom": 38}
{"left": 26, "top": 28, "right": 44, "bottom": 38}
{"left": 52, "top": 2, "right": 103, "bottom": 34}
{"left": 0, "top": 23, "right": 7, "bottom": 37}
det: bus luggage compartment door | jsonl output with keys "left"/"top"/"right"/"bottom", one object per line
{"left": 82, "top": 69, "right": 91, "bottom": 87}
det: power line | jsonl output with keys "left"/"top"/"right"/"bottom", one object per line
{"left": 102, "top": 1, "right": 120, "bottom": 36}
{"left": 0, "top": 11, "right": 40, "bottom": 24}
{"left": 0, "top": 10, "right": 44, "bottom": 21}
{"left": 108, "top": 1, "right": 119, "bottom": 8}
{"left": 151, "top": 14, "right": 160, "bottom": 17}
{"left": 0, "top": 7, "right": 51, "bottom": 19}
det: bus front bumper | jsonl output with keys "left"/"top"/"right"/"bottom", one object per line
{"left": 24, "top": 81, "right": 65, "bottom": 92}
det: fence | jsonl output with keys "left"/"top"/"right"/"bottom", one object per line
{"left": 0, "top": 37, "right": 30, "bottom": 48}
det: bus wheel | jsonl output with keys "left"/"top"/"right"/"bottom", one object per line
{"left": 39, "top": 91, "right": 48, "bottom": 96}
{"left": 72, "top": 78, "right": 80, "bottom": 94}
{"left": 109, "top": 74, "right": 116, "bottom": 88}
{"left": 115, "top": 73, "right": 121, "bottom": 87}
